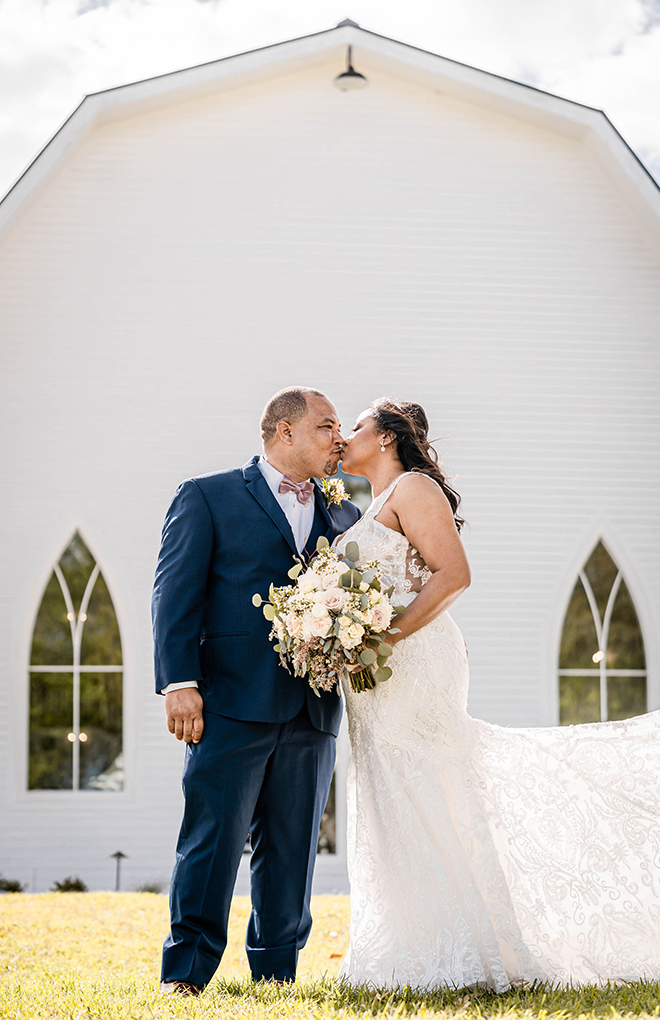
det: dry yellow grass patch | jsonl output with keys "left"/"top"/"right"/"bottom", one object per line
{"left": 2, "top": 893, "right": 660, "bottom": 1019}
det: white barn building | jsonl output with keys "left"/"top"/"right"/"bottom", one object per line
{"left": 1, "top": 21, "right": 659, "bottom": 894}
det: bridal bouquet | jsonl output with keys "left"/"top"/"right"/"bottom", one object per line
{"left": 253, "top": 538, "right": 405, "bottom": 694}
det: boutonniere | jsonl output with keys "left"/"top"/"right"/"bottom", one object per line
{"left": 321, "top": 477, "right": 350, "bottom": 508}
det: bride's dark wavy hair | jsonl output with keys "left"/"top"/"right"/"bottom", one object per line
{"left": 370, "top": 398, "right": 465, "bottom": 533}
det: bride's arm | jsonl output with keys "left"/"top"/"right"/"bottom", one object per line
{"left": 382, "top": 474, "right": 471, "bottom": 645}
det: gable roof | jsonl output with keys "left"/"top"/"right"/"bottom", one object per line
{"left": 1, "top": 19, "right": 659, "bottom": 237}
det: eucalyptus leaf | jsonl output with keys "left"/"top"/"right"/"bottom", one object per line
{"left": 341, "top": 559, "right": 356, "bottom": 571}
{"left": 349, "top": 569, "right": 363, "bottom": 587}
{"left": 252, "top": 594, "right": 263, "bottom": 607}
{"left": 374, "top": 666, "right": 393, "bottom": 683}
{"left": 389, "top": 627, "right": 401, "bottom": 634}
{"left": 360, "top": 593, "right": 368, "bottom": 610}
{"left": 345, "top": 541, "right": 360, "bottom": 562}
{"left": 385, "top": 585, "right": 394, "bottom": 598}
{"left": 263, "top": 604, "right": 275, "bottom": 621}
{"left": 378, "top": 642, "right": 393, "bottom": 657}
{"left": 273, "top": 643, "right": 282, "bottom": 652}
{"left": 360, "top": 648, "right": 377, "bottom": 665}
{"left": 370, "top": 577, "right": 381, "bottom": 592}
{"left": 288, "top": 563, "right": 303, "bottom": 579}
{"left": 339, "top": 571, "right": 352, "bottom": 588}
{"left": 316, "top": 536, "right": 329, "bottom": 551}
{"left": 361, "top": 567, "right": 377, "bottom": 584}
{"left": 393, "top": 605, "right": 407, "bottom": 614}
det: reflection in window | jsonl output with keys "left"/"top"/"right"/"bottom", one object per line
{"left": 559, "top": 541, "right": 646, "bottom": 725}
{"left": 29, "top": 532, "right": 123, "bottom": 791}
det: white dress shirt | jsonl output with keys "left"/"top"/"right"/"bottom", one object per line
{"left": 161, "top": 457, "right": 316, "bottom": 695}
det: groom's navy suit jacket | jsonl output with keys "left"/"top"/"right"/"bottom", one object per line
{"left": 152, "top": 455, "right": 361, "bottom": 736}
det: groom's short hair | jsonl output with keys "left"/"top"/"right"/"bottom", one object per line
{"left": 260, "top": 386, "right": 327, "bottom": 445}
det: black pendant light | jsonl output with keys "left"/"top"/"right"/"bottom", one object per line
{"left": 333, "top": 45, "right": 368, "bottom": 91}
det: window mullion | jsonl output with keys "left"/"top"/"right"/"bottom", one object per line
{"left": 600, "top": 572, "right": 623, "bottom": 722}
{"left": 578, "top": 569, "right": 606, "bottom": 721}
{"left": 54, "top": 563, "right": 77, "bottom": 789}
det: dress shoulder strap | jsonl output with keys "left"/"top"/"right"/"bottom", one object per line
{"left": 363, "top": 472, "right": 413, "bottom": 521}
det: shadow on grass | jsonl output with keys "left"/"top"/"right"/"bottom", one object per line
{"left": 209, "top": 975, "right": 660, "bottom": 1016}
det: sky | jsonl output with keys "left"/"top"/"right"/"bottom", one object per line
{"left": 1, "top": 0, "right": 659, "bottom": 199}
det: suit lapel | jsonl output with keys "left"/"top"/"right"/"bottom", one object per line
{"left": 243, "top": 456, "right": 297, "bottom": 555}
{"left": 313, "top": 481, "right": 333, "bottom": 536}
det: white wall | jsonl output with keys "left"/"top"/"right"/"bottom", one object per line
{"left": 1, "top": 58, "right": 659, "bottom": 891}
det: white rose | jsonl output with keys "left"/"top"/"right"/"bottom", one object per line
{"left": 339, "top": 619, "right": 364, "bottom": 649}
{"left": 371, "top": 603, "right": 393, "bottom": 632}
{"left": 298, "top": 571, "right": 321, "bottom": 593}
{"left": 321, "top": 570, "right": 342, "bottom": 589}
{"left": 322, "top": 587, "right": 345, "bottom": 611}
{"left": 301, "top": 612, "right": 315, "bottom": 642}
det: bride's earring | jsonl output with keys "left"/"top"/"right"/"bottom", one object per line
{"left": 380, "top": 443, "right": 386, "bottom": 452}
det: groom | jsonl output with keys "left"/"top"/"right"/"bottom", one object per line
{"left": 152, "top": 386, "right": 359, "bottom": 993}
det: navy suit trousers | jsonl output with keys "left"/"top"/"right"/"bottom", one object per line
{"left": 161, "top": 704, "right": 336, "bottom": 987}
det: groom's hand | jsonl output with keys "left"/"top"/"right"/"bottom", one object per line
{"left": 165, "top": 688, "right": 205, "bottom": 743}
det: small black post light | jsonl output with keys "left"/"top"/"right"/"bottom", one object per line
{"left": 110, "top": 850, "right": 127, "bottom": 892}
{"left": 333, "top": 45, "right": 368, "bottom": 91}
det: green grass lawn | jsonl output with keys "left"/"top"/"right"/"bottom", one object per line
{"left": 1, "top": 893, "right": 659, "bottom": 1018}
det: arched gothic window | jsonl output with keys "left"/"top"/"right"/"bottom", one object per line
{"left": 29, "top": 532, "right": 123, "bottom": 791}
{"left": 559, "top": 541, "right": 646, "bottom": 725}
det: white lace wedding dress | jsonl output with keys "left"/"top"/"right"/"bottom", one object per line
{"left": 335, "top": 474, "right": 660, "bottom": 991}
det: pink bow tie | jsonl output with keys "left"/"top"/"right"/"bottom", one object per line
{"left": 279, "top": 475, "right": 315, "bottom": 505}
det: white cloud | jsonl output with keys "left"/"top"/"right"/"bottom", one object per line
{"left": 0, "top": 0, "right": 658, "bottom": 197}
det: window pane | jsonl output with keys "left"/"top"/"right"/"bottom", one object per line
{"left": 317, "top": 773, "right": 336, "bottom": 854}
{"left": 559, "top": 579, "right": 599, "bottom": 669}
{"left": 607, "top": 580, "right": 646, "bottom": 670}
{"left": 559, "top": 675, "right": 600, "bottom": 725}
{"left": 583, "top": 542, "right": 618, "bottom": 620}
{"left": 58, "top": 532, "right": 96, "bottom": 615}
{"left": 80, "top": 673, "right": 123, "bottom": 791}
{"left": 607, "top": 676, "right": 646, "bottom": 721}
{"left": 29, "top": 673, "right": 73, "bottom": 789}
{"left": 30, "top": 572, "right": 73, "bottom": 666}
{"left": 80, "top": 573, "right": 123, "bottom": 666}
{"left": 337, "top": 468, "right": 372, "bottom": 513}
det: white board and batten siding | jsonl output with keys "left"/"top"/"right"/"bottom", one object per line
{"left": 1, "top": 26, "right": 659, "bottom": 892}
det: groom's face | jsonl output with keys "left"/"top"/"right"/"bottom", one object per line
{"left": 290, "top": 396, "right": 345, "bottom": 479}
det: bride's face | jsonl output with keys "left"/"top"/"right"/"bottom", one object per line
{"left": 341, "top": 410, "right": 379, "bottom": 475}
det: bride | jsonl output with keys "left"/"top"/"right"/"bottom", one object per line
{"left": 336, "top": 397, "right": 660, "bottom": 991}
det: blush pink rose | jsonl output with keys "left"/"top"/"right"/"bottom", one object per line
{"left": 322, "top": 587, "right": 345, "bottom": 611}
{"left": 370, "top": 603, "right": 393, "bottom": 632}
{"left": 285, "top": 612, "right": 302, "bottom": 638}
{"left": 311, "top": 613, "right": 332, "bottom": 637}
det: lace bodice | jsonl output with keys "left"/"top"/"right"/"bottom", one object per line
{"left": 335, "top": 473, "right": 431, "bottom": 607}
